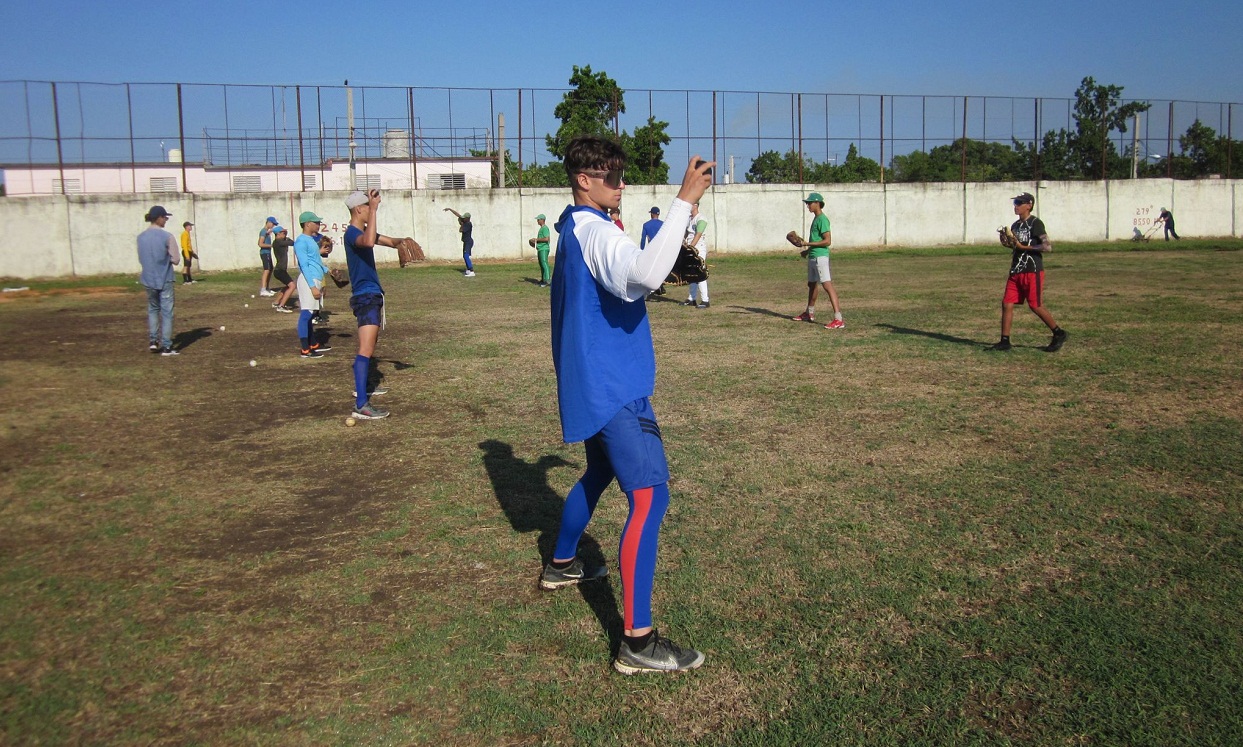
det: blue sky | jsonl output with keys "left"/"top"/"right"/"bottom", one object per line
{"left": 2, "top": 0, "right": 1240, "bottom": 180}
{"left": 5, "top": 0, "right": 1239, "bottom": 101}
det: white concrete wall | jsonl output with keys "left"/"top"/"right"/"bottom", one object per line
{"left": 0, "top": 178, "right": 1237, "bottom": 279}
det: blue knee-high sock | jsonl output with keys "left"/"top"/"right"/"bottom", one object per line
{"left": 464, "top": 252, "right": 474, "bottom": 271}
{"left": 354, "top": 355, "right": 370, "bottom": 408}
{"left": 619, "top": 482, "right": 670, "bottom": 631}
{"left": 552, "top": 465, "right": 614, "bottom": 561}
{"left": 297, "top": 310, "right": 313, "bottom": 349}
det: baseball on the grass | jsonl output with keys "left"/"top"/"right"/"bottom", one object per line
{"left": 219, "top": 325, "right": 226, "bottom": 331}
{"left": 345, "top": 417, "right": 357, "bottom": 427}
{"left": 244, "top": 303, "right": 249, "bottom": 308}
{"left": 251, "top": 294, "right": 256, "bottom": 298}
{"left": 249, "top": 360, "right": 257, "bottom": 367}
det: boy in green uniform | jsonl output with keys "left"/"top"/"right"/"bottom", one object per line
{"left": 790, "top": 192, "right": 845, "bottom": 329}
{"left": 533, "top": 214, "right": 551, "bottom": 287}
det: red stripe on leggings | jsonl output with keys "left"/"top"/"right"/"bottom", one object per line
{"left": 619, "top": 486, "right": 653, "bottom": 631}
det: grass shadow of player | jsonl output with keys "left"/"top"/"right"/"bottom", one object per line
{"left": 730, "top": 305, "right": 793, "bottom": 319}
{"left": 875, "top": 323, "right": 982, "bottom": 347}
{"left": 172, "top": 326, "right": 212, "bottom": 351}
{"left": 522, "top": 277, "right": 546, "bottom": 286}
{"left": 479, "top": 439, "right": 623, "bottom": 651}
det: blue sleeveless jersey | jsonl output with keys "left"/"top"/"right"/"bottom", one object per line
{"left": 550, "top": 205, "right": 656, "bottom": 443}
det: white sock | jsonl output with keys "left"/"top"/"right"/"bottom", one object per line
{"left": 834, "top": 312, "right": 843, "bottom": 321}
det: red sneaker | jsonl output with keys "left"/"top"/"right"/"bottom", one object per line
{"left": 824, "top": 319, "right": 846, "bottom": 330}
{"left": 792, "top": 311, "right": 815, "bottom": 323}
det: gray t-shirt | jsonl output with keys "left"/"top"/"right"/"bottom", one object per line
{"left": 137, "top": 226, "right": 179, "bottom": 288}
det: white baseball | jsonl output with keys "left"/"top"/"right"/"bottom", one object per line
{"left": 244, "top": 303, "right": 249, "bottom": 308}
{"left": 249, "top": 360, "right": 257, "bottom": 367}
{"left": 251, "top": 294, "right": 256, "bottom": 298}
{"left": 345, "top": 417, "right": 357, "bottom": 427}
{"left": 219, "top": 325, "right": 226, "bottom": 331}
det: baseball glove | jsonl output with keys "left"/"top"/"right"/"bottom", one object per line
{"left": 396, "top": 237, "right": 425, "bottom": 267}
{"left": 997, "top": 226, "right": 1018, "bottom": 249}
{"left": 329, "top": 267, "right": 351, "bottom": 289}
{"left": 786, "top": 230, "right": 805, "bottom": 248}
{"left": 318, "top": 236, "right": 334, "bottom": 251}
{"left": 528, "top": 238, "right": 537, "bottom": 248}
{"left": 665, "top": 244, "right": 709, "bottom": 286}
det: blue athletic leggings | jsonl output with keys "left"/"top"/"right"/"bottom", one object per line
{"left": 553, "top": 465, "right": 670, "bottom": 631}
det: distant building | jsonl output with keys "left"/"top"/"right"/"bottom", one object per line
{"left": 0, "top": 156, "right": 493, "bottom": 196}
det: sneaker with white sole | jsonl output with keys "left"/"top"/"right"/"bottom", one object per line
{"left": 464, "top": 270, "right": 476, "bottom": 277}
{"left": 149, "top": 341, "right": 159, "bottom": 353}
{"left": 824, "top": 319, "right": 845, "bottom": 330}
{"left": 274, "top": 305, "right": 294, "bottom": 313}
{"left": 310, "top": 344, "right": 332, "bottom": 353}
{"left": 613, "top": 630, "right": 705, "bottom": 675}
{"left": 300, "top": 349, "right": 323, "bottom": 359}
{"left": 352, "top": 401, "right": 390, "bottom": 419}
{"left": 538, "top": 558, "right": 608, "bottom": 590}
{"left": 160, "top": 347, "right": 179, "bottom": 357}
{"left": 792, "top": 311, "right": 815, "bottom": 323}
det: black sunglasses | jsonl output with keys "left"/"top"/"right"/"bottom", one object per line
{"left": 580, "top": 169, "right": 625, "bottom": 189}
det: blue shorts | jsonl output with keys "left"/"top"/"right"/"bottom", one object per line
{"left": 350, "top": 292, "right": 384, "bottom": 328}
{"left": 584, "top": 397, "right": 669, "bottom": 493}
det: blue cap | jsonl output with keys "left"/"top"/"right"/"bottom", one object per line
{"left": 273, "top": 226, "right": 286, "bottom": 233}
{"left": 650, "top": 206, "right": 660, "bottom": 214}
{"left": 266, "top": 216, "right": 278, "bottom": 225}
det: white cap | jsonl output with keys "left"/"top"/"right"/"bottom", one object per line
{"left": 345, "top": 190, "right": 368, "bottom": 209}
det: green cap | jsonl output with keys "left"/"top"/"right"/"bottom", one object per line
{"left": 298, "top": 211, "right": 323, "bottom": 225}
{"left": 535, "top": 214, "right": 546, "bottom": 221}
{"left": 803, "top": 192, "right": 824, "bottom": 204}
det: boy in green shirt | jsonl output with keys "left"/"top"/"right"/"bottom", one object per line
{"left": 790, "top": 192, "right": 845, "bottom": 329}
{"left": 533, "top": 214, "right": 551, "bottom": 286}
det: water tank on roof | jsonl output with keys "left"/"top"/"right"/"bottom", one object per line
{"left": 383, "top": 130, "right": 410, "bottom": 159}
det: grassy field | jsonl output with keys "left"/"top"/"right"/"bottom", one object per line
{"left": 2, "top": 239, "right": 1241, "bottom": 746}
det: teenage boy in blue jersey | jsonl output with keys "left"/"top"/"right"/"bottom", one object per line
{"left": 540, "top": 135, "right": 713, "bottom": 675}
{"left": 343, "top": 189, "right": 402, "bottom": 420}
{"left": 292, "top": 215, "right": 333, "bottom": 359}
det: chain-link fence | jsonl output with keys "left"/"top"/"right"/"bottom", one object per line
{"left": 1, "top": 79, "right": 1237, "bottom": 195}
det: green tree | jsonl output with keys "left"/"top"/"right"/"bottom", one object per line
{"left": 546, "top": 65, "right": 624, "bottom": 161}
{"left": 620, "top": 117, "right": 671, "bottom": 185}
{"left": 745, "top": 149, "right": 802, "bottom": 183}
{"left": 1167, "top": 119, "right": 1243, "bottom": 178}
{"left": 1067, "top": 76, "right": 1150, "bottom": 179}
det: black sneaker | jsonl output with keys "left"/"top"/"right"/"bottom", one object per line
{"left": 681, "top": 299, "right": 696, "bottom": 306}
{"left": 987, "top": 340, "right": 1012, "bottom": 352}
{"left": 310, "top": 344, "right": 333, "bottom": 353}
{"left": 538, "top": 558, "right": 608, "bottom": 590}
{"left": 160, "top": 347, "right": 179, "bottom": 357}
{"left": 1046, "top": 329, "right": 1068, "bottom": 353}
{"left": 300, "top": 349, "right": 323, "bottom": 359}
{"left": 696, "top": 302, "right": 711, "bottom": 309}
{"left": 149, "top": 341, "right": 159, "bottom": 353}
{"left": 613, "top": 630, "right": 705, "bottom": 675}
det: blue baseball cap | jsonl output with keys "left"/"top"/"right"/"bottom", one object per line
{"left": 650, "top": 206, "right": 660, "bottom": 214}
{"left": 266, "top": 216, "right": 278, "bottom": 225}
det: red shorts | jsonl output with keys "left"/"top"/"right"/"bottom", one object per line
{"left": 1003, "top": 271, "right": 1044, "bottom": 307}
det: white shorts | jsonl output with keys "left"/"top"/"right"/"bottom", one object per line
{"left": 296, "top": 273, "right": 323, "bottom": 311}
{"left": 807, "top": 255, "right": 832, "bottom": 283}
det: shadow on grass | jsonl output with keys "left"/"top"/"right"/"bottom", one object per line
{"left": 173, "top": 326, "right": 213, "bottom": 351}
{"left": 730, "top": 305, "right": 795, "bottom": 320}
{"left": 479, "top": 439, "right": 623, "bottom": 651}
{"left": 876, "top": 323, "right": 983, "bottom": 347}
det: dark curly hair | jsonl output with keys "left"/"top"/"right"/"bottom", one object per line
{"left": 563, "top": 135, "right": 626, "bottom": 181}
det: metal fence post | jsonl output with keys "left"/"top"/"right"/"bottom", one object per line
{"left": 52, "top": 82, "right": 65, "bottom": 195}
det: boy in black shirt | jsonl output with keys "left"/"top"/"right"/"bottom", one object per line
{"left": 989, "top": 192, "right": 1068, "bottom": 353}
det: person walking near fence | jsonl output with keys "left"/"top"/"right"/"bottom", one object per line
{"left": 988, "top": 192, "right": 1068, "bottom": 353}
{"left": 533, "top": 214, "right": 552, "bottom": 287}
{"left": 270, "top": 227, "right": 297, "bottom": 312}
{"left": 1157, "top": 208, "right": 1181, "bottom": 241}
{"left": 179, "top": 221, "right": 197, "bottom": 284}
{"left": 258, "top": 216, "right": 278, "bottom": 296}
{"left": 137, "top": 206, "right": 181, "bottom": 356}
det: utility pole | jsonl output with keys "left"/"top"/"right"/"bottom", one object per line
{"left": 497, "top": 113, "right": 506, "bottom": 188}
{"left": 346, "top": 80, "right": 356, "bottom": 189}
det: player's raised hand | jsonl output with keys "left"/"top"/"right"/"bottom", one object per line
{"left": 676, "top": 156, "right": 715, "bottom": 206}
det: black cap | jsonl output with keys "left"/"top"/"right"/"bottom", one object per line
{"left": 1012, "top": 192, "right": 1035, "bottom": 205}
{"left": 145, "top": 205, "right": 172, "bottom": 221}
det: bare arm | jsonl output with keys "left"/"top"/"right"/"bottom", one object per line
{"left": 804, "top": 231, "right": 831, "bottom": 248}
